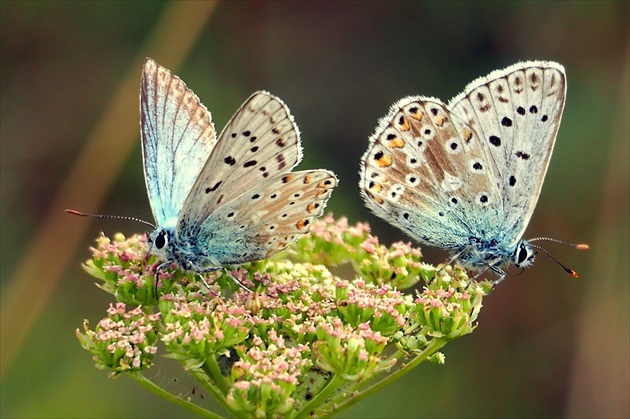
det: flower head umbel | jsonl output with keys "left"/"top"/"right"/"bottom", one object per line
{"left": 160, "top": 294, "right": 253, "bottom": 370}
{"left": 77, "top": 215, "right": 486, "bottom": 417}
{"left": 412, "top": 274, "right": 484, "bottom": 340}
{"left": 314, "top": 317, "right": 391, "bottom": 381}
{"left": 76, "top": 303, "right": 159, "bottom": 376}
{"left": 227, "top": 330, "right": 312, "bottom": 416}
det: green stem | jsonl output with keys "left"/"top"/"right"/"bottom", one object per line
{"left": 294, "top": 373, "right": 347, "bottom": 419}
{"left": 330, "top": 337, "right": 448, "bottom": 413}
{"left": 128, "top": 371, "right": 223, "bottom": 419}
{"left": 202, "top": 355, "right": 229, "bottom": 395}
{"left": 188, "top": 363, "right": 234, "bottom": 415}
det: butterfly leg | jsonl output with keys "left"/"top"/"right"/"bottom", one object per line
{"left": 152, "top": 261, "right": 172, "bottom": 299}
{"left": 441, "top": 245, "right": 478, "bottom": 275}
{"left": 447, "top": 248, "right": 466, "bottom": 266}
{"left": 198, "top": 266, "right": 252, "bottom": 293}
{"left": 195, "top": 271, "right": 217, "bottom": 294}
{"left": 222, "top": 268, "right": 252, "bottom": 293}
{"left": 439, "top": 247, "right": 468, "bottom": 273}
{"left": 488, "top": 264, "right": 507, "bottom": 288}
{"left": 469, "top": 262, "right": 506, "bottom": 289}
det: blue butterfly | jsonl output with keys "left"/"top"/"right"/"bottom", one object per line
{"left": 140, "top": 58, "right": 337, "bottom": 276}
{"left": 360, "top": 61, "right": 586, "bottom": 285}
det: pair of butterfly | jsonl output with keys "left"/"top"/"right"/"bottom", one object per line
{"left": 70, "top": 58, "right": 586, "bottom": 287}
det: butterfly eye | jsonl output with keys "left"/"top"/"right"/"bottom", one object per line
{"left": 515, "top": 243, "right": 535, "bottom": 267}
{"left": 155, "top": 231, "right": 168, "bottom": 250}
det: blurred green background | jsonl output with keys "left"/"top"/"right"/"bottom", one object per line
{"left": 1, "top": 1, "right": 628, "bottom": 417}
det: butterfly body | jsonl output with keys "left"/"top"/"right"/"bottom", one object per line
{"left": 360, "top": 61, "right": 566, "bottom": 280}
{"left": 141, "top": 58, "right": 337, "bottom": 274}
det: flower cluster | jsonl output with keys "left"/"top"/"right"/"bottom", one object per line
{"left": 293, "top": 214, "right": 370, "bottom": 266}
{"left": 160, "top": 295, "right": 253, "bottom": 370}
{"left": 356, "top": 236, "right": 424, "bottom": 289}
{"left": 76, "top": 303, "right": 160, "bottom": 375}
{"left": 413, "top": 282, "right": 483, "bottom": 340}
{"left": 228, "top": 330, "right": 312, "bottom": 416}
{"left": 84, "top": 233, "right": 158, "bottom": 305}
{"left": 314, "top": 317, "right": 391, "bottom": 381}
{"left": 77, "top": 215, "right": 486, "bottom": 417}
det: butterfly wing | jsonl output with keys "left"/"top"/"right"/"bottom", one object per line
{"left": 360, "top": 96, "right": 503, "bottom": 249}
{"left": 141, "top": 58, "right": 217, "bottom": 227}
{"left": 449, "top": 61, "right": 566, "bottom": 246}
{"left": 177, "top": 91, "right": 303, "bottom": 240}
{"left": 191, "top": 169, "right": 337, "bottom": 265}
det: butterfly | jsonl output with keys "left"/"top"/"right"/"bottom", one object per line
{"left": 360, "top": 61, "right": 586, "bottom": 285}
{"left": 139, "top": 58, "right": 337, "bottom": 276}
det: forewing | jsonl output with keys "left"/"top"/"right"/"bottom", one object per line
{"left": 360, "top": 96, "right": 503, "bottom": 249}
{"left": 449, "top": 61, "right": 566, "bottom": 245}
{"left": 141, "top": 58, "right": 217, "bottom": 226}
{"left": 193, "top": 170, "right": 337, "bottom": 265}
{"left": 178, "top": 91, "right": 303, "bottom": 237}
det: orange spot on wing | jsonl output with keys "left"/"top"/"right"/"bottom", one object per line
{"left": 369, "top": 183, "right": 383, "bottom": 193}
{"left": 463, "top": 128, "right": 473, "bottom": 142}
{"left": 398, "top": 116, "right": 410, "bottom": 131}
{"left": 388, "top": 137, "right": 405, "bottom": 148}
{"left": 376, "top": 154, "right": 392, "bottom": 167}
{"left": 410, "top": 109, "right": 424, "bottom": 120}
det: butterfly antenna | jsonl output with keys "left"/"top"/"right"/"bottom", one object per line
{"left": 65, "top": 209, "right": 155, "bottom": 229}
{"left": 527, "top": 240, "right": 588, "bottom": 278}
{"left": 528, "top": 237, "right": 590, "bottom": 250}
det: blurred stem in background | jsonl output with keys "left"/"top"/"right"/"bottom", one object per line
{"left": 0, "top": 1, "right": 217, "bottom": 378}
{"left": 566, "top": 45, "right": 629, "bottom": 418}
